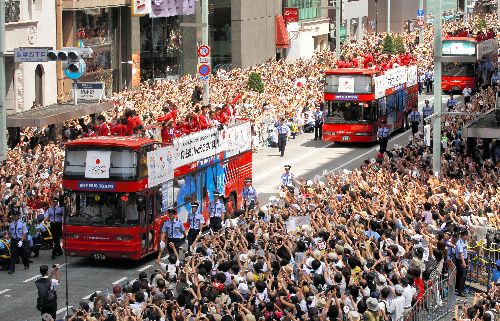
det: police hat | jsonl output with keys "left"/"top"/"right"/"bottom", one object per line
{"left": 191, "top": 201, "right": 199, "bottom": 207}
{"left": 245, "top": 177, "right": 252, "bottom": 182}
{"left": 459, "top": 229, "right": 469, "bottom": 236}
{"left": 168, "top": 209, "right": 176, "bottom": 215}
{"left": 284, "top": 165, "right": 291, "bottom": 169}
{"left": 381, "top": 121, "right": 386, "bottom": 124}
{"left": 51, "top": 197, "right": 59, "bottom": 202}
{"left": 213, "top": 191, "right": 220, "bottom": 197}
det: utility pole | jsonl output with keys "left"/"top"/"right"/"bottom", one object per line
{"left": 432, "top": 0, "right": 442, "bottom": 177}
{"left": 419, "top": 0, "right": 424, "bottom": 44}
{"left": 336, "top": 0, "right": 340, "bottom": 58}
{"left": 202, "top": 0, "right": 209, "bottom": 105}
{"left": 387, "top": 0, "right": 390, "bottom": 34}
{"left": 56, "top": 0, "right": 63, "bottom": 97}
{"left": 375, "top": 1, "right": 378, "bottom": 34}
{"left": 0, "top": 0, "right": 7, "bottom": 159}
{"left": 464, "top": 0, "right": 468, "bottom": 27}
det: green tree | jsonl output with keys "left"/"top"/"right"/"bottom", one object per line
{"left": 394, "top": 35, "right": 406, "bottom": 54}
{"left": 246, "top": 72, "right": 264, "bottom": 93}
{"left": 382, "top": 34, "right": 396, "bottom": 54}
{"left": 476, "top": 18, "right": 487, "bottom": 31}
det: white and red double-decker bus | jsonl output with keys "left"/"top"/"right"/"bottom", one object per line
{"left": 62, "top": 120, "right": 252, "bottom": 260}
{"left": 322, "top": 65, "right": 418, "bottom": 142}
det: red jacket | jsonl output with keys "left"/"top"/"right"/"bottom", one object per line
{"left": 98, "top": 123, "right": 109, "bottom": 136}
{"left": 199, "top": 114, "right": 210, "bottom": 130}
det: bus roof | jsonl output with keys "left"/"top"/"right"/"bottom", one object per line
{"left": 325, "top": 68, "right": 376, "bottom": 76}
{"left": 443, "top": 37, "right": 477, "bottom": 43}
{"left": 65, "top": 136, "right": 155, "bottom": 150}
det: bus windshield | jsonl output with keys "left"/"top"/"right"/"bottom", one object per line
{"left": 442, "top": 41, "right": 476, "bottom": 56}
{"left": 325, "top": 74, "right": 373, "bottom": 94}
{"left": 326, "top": 101, "right": 372, "bottom": 122}
{"left": 66, "top": 192, "right": 143, "bottom": 227}
{"left": 64, "top": 149, "right": 138, "bottom": 180}
{"left": 442, "top": 62, "right": 475, "bottom": 77}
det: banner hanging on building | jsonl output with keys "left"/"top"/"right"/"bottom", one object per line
{"left": 131, "top": 53, "right": 141, "bottom": 87}
{"left": 150, "top": 0, "right": 196, "bottom": 18}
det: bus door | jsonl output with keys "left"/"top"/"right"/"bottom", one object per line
{"left": 138, "top": 194, "right": 147, "bottom": 252}
{"left": 147, "top": 190, "right": 154, "bottom": 252}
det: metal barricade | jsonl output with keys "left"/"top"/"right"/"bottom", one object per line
{"left": 467, "top": 252, "right": 494, "bottom": 292}
{"left": 404, "top": 262, "right": 457, "bottom": 321}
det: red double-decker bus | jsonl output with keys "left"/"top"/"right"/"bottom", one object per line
{"left": 441, "top": 37, "right": 498, "bottom": 91}
{"left": 322, "top": 66, "right": 418, "bottom": 142}
{"left": 62, "top": 120, "right": 252, "bottom": 260}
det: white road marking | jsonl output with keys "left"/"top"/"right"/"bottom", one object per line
{"left": 82, "top": 291, "right": 101, "bottom": 300}
{"left": 137, "top": 264, "right": 153, "bottom": 272}
{"left": 56, "top": 306, "right": 73, "bottom": 315}
{"left": 112, "top": 277, "right": 128, "bottom": 285}
{"left": 0, "top": 289, "right": 11, "bottom": 294}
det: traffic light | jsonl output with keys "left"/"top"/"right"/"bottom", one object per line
{"left": 47, "top": 47, "right": 93, "bottom": 74}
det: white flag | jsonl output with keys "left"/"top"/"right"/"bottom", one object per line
{"left": 85, "top": 151, "right": 111, "bottom": 179}
{"left": 133, "top": 0, "right": 152, "bottom": 15}
{"left": 293, "top": 78, "right": 307, "bottom": 89}
{"left": 338, "top": 77, "right": 355, "bottom": 93}
{"left": 150, "top": 0, "right": 169, "bottom": 17}
{"left": 183, "top": 0, "right": 196, "bottom": 15}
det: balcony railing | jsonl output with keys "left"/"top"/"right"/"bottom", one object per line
{"left": 5, "top": 0, "right": 20, "bottom": 23}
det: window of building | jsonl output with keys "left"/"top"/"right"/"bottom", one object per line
{"left": 34, "top": 0, "right": 42, "bottom": 12}
{"left": 287, "top": 0, "right": 321, "bottom": 20}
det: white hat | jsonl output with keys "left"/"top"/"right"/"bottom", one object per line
{"left": 313, "top": 250, "right": 321, "bottom": 257}
{"left": 328, "top": 252, "right": 338, "bottom": 260}
{"left": 239, "top": 254, "right": 248, "bottom": 262}
{"left": 238, "top": 283, "right": 249, "bottom": 295}
{"left": 306, "top": 180, "right": 313, "bottom": 186}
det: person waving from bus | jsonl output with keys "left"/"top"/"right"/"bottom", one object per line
{"left": 160, "top": 209, "right": 186, "bottom": 254}
{"left": 408, "top": 106, "right": 421, "bottom": 136}
{"left": 377, "top": 121, "right": 390, "bottom": 154}
{"left": 208, "top": 191, "right": 225, "bottom": 233}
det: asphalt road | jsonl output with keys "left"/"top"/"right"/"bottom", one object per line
{"left": 1, "top": 92, "right": 461, "bottom": 321}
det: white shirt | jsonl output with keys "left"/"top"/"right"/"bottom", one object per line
{"left": 463, "top": 87, "right": 472, "bottom": 97}
{"left": 387, "top": 295, "right": 405, "bottom": 321}
{"left": 402, "top": 285, "right": 415, "bottom": 308}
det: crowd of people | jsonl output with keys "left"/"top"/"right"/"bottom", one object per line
{"left": 3, "top": 8, "right": 500, "bottom": 321}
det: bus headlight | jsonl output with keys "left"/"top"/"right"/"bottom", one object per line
{"left": 66, "top": 234, "right": 79, "bottom": 239}
{"left": 324, "top": 132, "right": 336, "bottom": 136}
{"left": 117, "top": 236, "right": 133, "bottom": 241}
{"left": 355, "top": 132, "right": 371, "bottom": 136}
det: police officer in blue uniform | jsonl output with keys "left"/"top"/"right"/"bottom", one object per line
{"left": 160, "top": 209, "right": 186, "bottom": 253}
{"left": 314, "top": 105, "right": 324, "bottom": 140}
{"left": 280, "top": 165, "right": 297, "bottom": 193}
{"left": 422, "top": 100, "right": 433, "bottom": 125}
{"left": 241, "top": 177, "right": 258, "bottom": 210}
{"left": 408, "top": 106, "right": 421, "bottom": 136}
{"left": 276, "top": 118, "right": 291, "bottom": 157}
{"left": 377, "top": 121, "right": 391, "bottom": 154}
{"left": 187, "top": 201, "right": 204, "bottom": 247}
{"left": 447, "top": 94, "right": 457, "bottom": 112}
{"left": 44, "top": 198, "right": 64, "bottom": 259}
{"left": 8, "top": 210, "right": 29, "bottom": 273}
{"left": 455, "top": 229, "right": 469, "bottom": 296}
{"left": 208, "top": 191, "right": 225, "bottom": 233}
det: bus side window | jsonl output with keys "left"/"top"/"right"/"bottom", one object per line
{"left": 155, "top": 188, "right": 163, "bottom": 217}
{"left": 138, "top": 147, "right": 150, "bottom": 178}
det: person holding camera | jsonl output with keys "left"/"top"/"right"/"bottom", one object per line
{"left": 35, "top": 264, "right": 60, "bottom": 320}
{"left": 8, "top": 210, "right": 29, "bottom": 274}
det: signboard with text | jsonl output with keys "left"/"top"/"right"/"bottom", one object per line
{"left": 284, "top": 8, "right": 299, "bottom": 23}
{"left": 14, "top": 47, "right": 48, "bottom": 62}
{"left": 75, "top": 82, "right": 105, "bottom": 101}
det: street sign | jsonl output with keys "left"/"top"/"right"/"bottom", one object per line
{"left": 14, "top": 47, "right": 48, "bottom": 62}
{"left": 417, "top": 9, "right": 424, "bottom": 16}
{"left": 340, "top": 27, "right": 347, "bottom": 37}
{"left": 200, "top": 75, "right": 209, "bottom": 83}
{"left": 417, "top": 19, "right": 425, "bottom": 27}
{"left": 284, "top": 8, "right": 299, "bottom": 23}
{"left": 198, "top": 45, "right": 210, "bottom": 57}
{"left": 64, "top": 60, "right": 86, "bottom": 80}
{"left": 198, "top": 57, "right": 210, "bottom": 64}
{"left": 75, "top": 82, "right": 106, "bottom": 101}
{"left": 198, "top": 65, "right": 210, "bottom": 76}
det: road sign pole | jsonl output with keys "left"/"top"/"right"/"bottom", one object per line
{"left": 464, "top": 0, "right": 468, "bottom": 27}
{"left": 202, "top": 0, "right": 209, "bottom": 105}
{"left": 387, "top": 0, "right": 390, "bottom": 34}
{"left": 433, "top": 0, "right": 442, "bottom": 177}
{"left": 336, "top": 0, "right": 340, "bottom": 59}
{"left": 419, "top": 0, "right": 424, "bottom": 43}
{"left": 0, "top": 0, "right": 7, "bottom": 159}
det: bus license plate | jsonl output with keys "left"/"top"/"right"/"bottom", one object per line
{"left": 452, "top": 86, "right": 459, "bottom": 90}
{"left": 92, "top": 253, "right": 106, "bottom": 260}
{"left": 341, "top": 136, "right": 350, "bottom": 141}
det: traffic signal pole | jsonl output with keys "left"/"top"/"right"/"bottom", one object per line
{"left": 419, "top": 0, "right": 424, "bottom": 43}
{"left": 0, "top": 0, "right": 7, "bottom": 159}
{"left": 432, "top": 0, "right": 442, "bottom": 177}
{"left": 336, "top": 0, "right": 340, "bottom": 59}
{"left": 202, "top": 0, "right": 209, "bottom": 105}
{"left": 387, "top": 0, "right": 390, "bottom": 34}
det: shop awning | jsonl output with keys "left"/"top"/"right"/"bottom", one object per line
{"left": 276, "top": 15, "right": 289, "bottom": 48}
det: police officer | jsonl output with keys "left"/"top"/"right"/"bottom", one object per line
{"left": 408, "top": 106, "right": 421, "bottom": 136}
{"left": 280, "top": 165, "right": 297, "bottom": 194}
{"left": 35, "top": 264, "right": 60, "bottom": 320}
{"left": 160, "top": 209, "right": 186, "bottom": 253}
{"left": 447, "top": 94, "right": 457, "bottom": 112}
{"left": 455, "top": 229, "right": 469, "bottom": 296}
{"left": 377, "top": 121, "right": 391, "bottom": 154}
{"left": 241, "top": 177, "right": 258, "bottom": 210}
{"left": 208, "top": 191, "right": 225, "bottom": 233}
{"left": 276, "top": 118, "right": 291, "bottom": 157}
{"left": 8, "top": 210, "right": 29, "bottom": 273}
{"left": 43, "top": 198, "right": 64, "bottom": 260}
{"left": 422, "top": 100, "right": 433, "bottom": 125}
{"left": 187, "top": 201, "right": 204, "bottom": 248}
{"left": 314, "top": 105, "right": 324, "bottom": 140}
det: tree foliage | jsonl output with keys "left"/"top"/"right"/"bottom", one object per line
{"left": 382, "top": 34, "right": 396, "bottom": 55}
{"left": 246, "top": 72, "right": 264, "bottom": 93}
{"left": 394, "top": 35, "right": 406, "bottom": 54}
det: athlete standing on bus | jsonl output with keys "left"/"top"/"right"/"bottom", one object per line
{"left": 314, "top": 105, "right": 324, "bottom": 140}
{"left": 208, "top": 191, "right": 225, "bottom": 233}
{"left": 186, "top": 201, "right": 204, "bottom": 248}
{"left": 276, "top": 118, "right": 291, "bottom": 157}
{"left": 408, "top": 106, "right": 421, "bottom": 136}
{"left": 160, "top": 209, "right": 186, "bottom": 254}
{"left": 377, "top": 121, "right": 390, "bottom": 154}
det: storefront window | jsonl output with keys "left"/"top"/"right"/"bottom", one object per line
{"left": 140, "top": 16, "right": 182, "bottom": 80}
{"left": 287, "top": 0, "right": 321, "bottom": 20}
{"left": 209, "top": 0, "right": 231, "bottom": 71}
